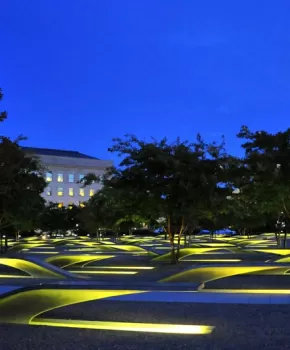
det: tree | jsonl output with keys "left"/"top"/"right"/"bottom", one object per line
{"left": 0, "top": 138, "right": 46, "bottom": 234}
{"left": 237, "top": 126, "right": 290, "bottom": 246}
{"left": 13, "top": 192, "right": 45, "bottom": 240}
{"left": 0, "top": 88, "right": 7, "bottom": 123}
{"left": 218, "top": 155, "right": 267, "bottom": 237}
{"left": 79, "top": 186, "right": 150, "bottom": 238}
{"left": 226, "top": 191, "right": 268, "bottom": 237}
{"left": 0, "top": 89, "right": 46, "bottom": 238}
{"left": 105, "top": 134, "right": 228, "bottom": 263}
{"left": 39, "top": 203, "right": 81, "bottom": 235}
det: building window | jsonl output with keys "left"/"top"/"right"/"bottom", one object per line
{"left": 68, "top": 173, "right": 74, "bottom": 183}
{"left": 89, "top": 189, "right": 95, "bottom": 197}
{"left": 46, "top": 172, "right": 52, "bottom": 182}
{"left": 46, "top": 187, "right": 52, "bottom": 196}
{"left": 79, "top": 201, "right": 85, "bottom": 208}
{"left": 57, "top": 173, "right": 64, "bottom": 182}
{"left": 79, "top": 174, "right": 85, "bottom": 182}
{"left": 58, "top": 202, "right": 63, "bottom": 208}
{"left": 79, "top": 188, "right": 85, "bottom": 197}
{"left": 57, "top": 187, "right": 63, "bottom": 196}
{"left": 69, "top": 188, "right": 74, "bottom": 196}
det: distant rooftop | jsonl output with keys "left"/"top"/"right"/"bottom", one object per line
{"left": 22, "top": 147, "right": 99, "bottom": 160}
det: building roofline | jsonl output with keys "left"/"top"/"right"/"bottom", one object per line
{"left": 22, "top": 146, "right": 100, "bottom": 160}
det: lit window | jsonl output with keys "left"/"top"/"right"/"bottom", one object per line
{"left": 57, "top": 173, "right": 64, "bottom": 182}
{"left": 69, "top": 188, "right": 74, "bottom": 196}
{"left": 46, "top": 172, "right": 52, "bottom": 182}
{"left": 58, "top": 202, "right": 63, "bottom": 208}
{"left": 89, "top": 189, "right": 95, "bottom": 197}
{"left": 46, "top": 187, "right": 52, "bottom": 196}
{"left": 79, "top": 188, "right": 85, "bottom": 197}
{"left": 79, "top": 201, "right": 85, "bottom": 208}
{"left": 57, "top": 187, "right": 63, "bottom": 196}
{"left": 68, "top": 173, "right": 74, "bottom": 183}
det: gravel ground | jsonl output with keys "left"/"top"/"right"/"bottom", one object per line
{"left": 69, "top": 265, "right": 191, "bottom": 283}
{"left": 204, "top": 275, "right": 290, "bottom": 290}
{"left": 2, "top": 301, "right": 290, "bottom": 349}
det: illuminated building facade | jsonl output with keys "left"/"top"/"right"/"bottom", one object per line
{"left": 23, "top": 147, "right": 112, "bottom": 207}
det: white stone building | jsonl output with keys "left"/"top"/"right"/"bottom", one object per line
{"left": 23, "top": 147, "right": 112, "bottom": 207}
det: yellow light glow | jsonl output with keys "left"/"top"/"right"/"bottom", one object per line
{"left": 254, "top": 249, "right": 290, "bottom": 256}
{"left": 0, "top": 289, "right": 146, "bottom": 324}
{"left": 57, "top": 174, "right": 63, "bottom": 182}
{"left": 66, "top": 249, "right": 101, "bottom": 252}
{"left": 215, "top": 237, "right": 235, "bottom": 241}
{"left": 160, "top": 266, "right": 286, "bottom": 284}
{"left": 9, "top": 243, "right": 48, "bottom": 252}
{"left": 0, "top": 258, "right": 66, "bottom": 279}
{"left": 32, "top": 246, "right": 56, "bottom": 249}
{"left": 140, "top": 244, "right": 164, "bottom": 246}
{"left": 46, "top": 172, "right": 52, "bottom": 182}
{"left": 0, "top": 274, "right": 30, "bottom": 279}
{"left": 46, "top": 255, "right": 115, "bottom": 268}
{"left": 112, "top": 245, "right": 150, "bottom": 253}
{"left": 153, "top": 247, "right": 239, "bottom": 262}
{"left": 32, "top": 318, "right": 213, "bottom": 334}
{"left": 199, "top": 243, "right": 235, "bottom": 247}
{"left": 275, "top": 257, "right": 290, "bottom": 263}
{"left": 154, "top": 247, "right": 172, "bottom": 250}
{"left": 59, "top": 241, "right": 100, "bottom": 247}
{"left": 70, "top": 270, "right": 138, "bottom": 275}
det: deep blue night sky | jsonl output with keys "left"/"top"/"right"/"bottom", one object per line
{"left": 1, "top": 1, "right": 290, "bottom": 163}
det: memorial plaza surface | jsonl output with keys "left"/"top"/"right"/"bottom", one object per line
{"left": 1, "top": 233, "right": 290, "bottom": 349}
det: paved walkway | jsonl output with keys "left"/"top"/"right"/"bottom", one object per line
{"left": 0, "top": 285, "right": 21, "bottom": 296}
{"left": 1, "top": 283, "right": 290, "bottom": 304}
{"left": 109, "top": 290, "right": 290, "bottom": 304}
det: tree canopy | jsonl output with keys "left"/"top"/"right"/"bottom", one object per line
{"left": 3, "top": 88, "right": 290, "bottom": 253}
{"left": 90, "top": 134, "right": 231, "bottom": 261}
{"left": 0, "top": 89, "right": 46, "bottom": 236}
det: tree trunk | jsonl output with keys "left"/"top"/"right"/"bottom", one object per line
{"left": 169, "top": 233, "right": 177, "bottom": 264}
{"left": 176, "top": 234, "right": 182, "bottom": 260}
{"left": 16, "top": 230, "right": 20, "bottom": 242}
{"left": 167, "top": 215, "right": 177, "bottom": 264}
{"left": 176, "top": 216, "right": 186, "bottom": 261}
{"left": 275, "top": 232, "right": 281, "bottom": 247}
{"left": 283, "top": 232, "right": 287, "bottom": 248}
